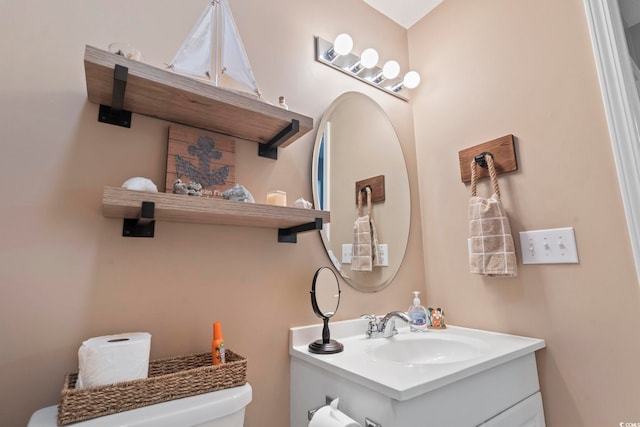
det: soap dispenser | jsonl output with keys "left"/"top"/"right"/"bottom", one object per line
{"left": 408, "top": 291, "right": 428, "bottom": 332}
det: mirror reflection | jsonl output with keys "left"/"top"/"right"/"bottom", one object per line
{"left": 312, "top": 92, "right": 411, "bottom": 292}
{"left": 311, "top": 267, "right": 341, "bottom": 317}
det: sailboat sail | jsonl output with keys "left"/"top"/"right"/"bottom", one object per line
{"left": 168, "top": 0, "right": 261, "bottom": 96}
{"left": 169, "top": 5, "right": 214, "bottom": 79}
{"left": 220, "top": 0, "right": 259, "bottom": 94}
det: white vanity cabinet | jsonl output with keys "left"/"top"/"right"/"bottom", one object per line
{"left": 290, "top": 320, "right": 546, "bottom": 427}
{"left": 479, "top": 392, "right": 545, "bottom": 427}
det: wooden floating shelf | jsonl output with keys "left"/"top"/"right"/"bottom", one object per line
{"left": 84, "top": 45, "right": 313, "bottom": 153}
{"left": 103, "top": 187, "right": 330, "bottom": 242}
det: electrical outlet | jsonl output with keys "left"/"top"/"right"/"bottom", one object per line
{"left": 377, "top": 244, "right": 389, "bottom": 267}
{"left": 342, "top": 244, "right": 353, "bottom": 264}
{"left": 519, "top": 227, "right": 579, "bottom": 264}
{"left": 342, "top": 243, "right": 388, "bottom": 266}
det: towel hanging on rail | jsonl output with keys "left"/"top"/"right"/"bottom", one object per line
{"left": 351, "top": 187, "right": 381, "bottom": 272}
{"left": 468, "top": 153, "right": 518, "bottom": 277}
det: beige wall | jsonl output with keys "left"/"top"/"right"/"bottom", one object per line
{"left": 410, "top": 0, "right": 640, "bottom": 426}
{"left": 0, "top": 1, "right": 425, "bottom": 426}
{"left": 4, "top": 0, "right": 639, "bottom": 426}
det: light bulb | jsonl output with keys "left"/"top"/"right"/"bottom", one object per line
{"left": 403, "top": 71, "right": 421, "bottom": 89}
{"left": 333, "top": 33, "right": 353, "bottom": 56}
{"left": 382, "top": 60, "right": 400, "bottom": 79}
{"left": 360, "top": 48, "right": 379, "bottom": 69}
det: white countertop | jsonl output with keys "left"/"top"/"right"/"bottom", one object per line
{"left": 289, "top": 318, "right": 545, "bottom": 401}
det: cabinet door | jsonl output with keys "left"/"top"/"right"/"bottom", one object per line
{"left": 479, "top": 392, "right": 545, "bottom": 427}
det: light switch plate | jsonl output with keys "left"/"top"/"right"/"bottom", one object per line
{"left": 377, "top": 244, "right": 389, "bottom": 267}
{"left": 342, "top": 244, "right": 352, "bottom": 264}
{"left": 519, "top": 227, "right": 579, "bottom": 264}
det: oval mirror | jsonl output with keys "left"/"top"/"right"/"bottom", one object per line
{"left": 312, "top": 92, "right": 410, "bottom": 292}
{"left": 310, "top": 267, "right": 341, "bottom": 318}
{"left": 309, "top": 267, "right": 343, "bottom": 354}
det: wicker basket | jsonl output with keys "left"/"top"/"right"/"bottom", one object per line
{"left": 57, "top": 350, "right": 247, "bottom": 425}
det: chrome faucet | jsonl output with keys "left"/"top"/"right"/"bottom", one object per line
{"left": 361, "top": 311, "right": 411, "bottom": 338}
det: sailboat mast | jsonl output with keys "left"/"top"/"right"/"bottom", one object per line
{"left": 212, "top": 0, "right": 220, "bottom": 86}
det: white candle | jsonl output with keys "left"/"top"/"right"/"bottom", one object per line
{"left": 266, "top": 190, "right": 287, "bottom": 206}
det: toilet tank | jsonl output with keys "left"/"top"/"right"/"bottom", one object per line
{"left": 28, "top": 383, "right": 252, "bottom": 427}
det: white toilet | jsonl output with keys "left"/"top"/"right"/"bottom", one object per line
{"left": 28, "top": 383, "right": 252, "bottom": 427}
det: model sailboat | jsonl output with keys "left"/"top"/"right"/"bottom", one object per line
{"left": 168, "top": 0, "right": 261, "bottom": 97}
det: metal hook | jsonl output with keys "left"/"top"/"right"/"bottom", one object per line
{"left": 474, "top": 151, "right": 493, "bottom": 168}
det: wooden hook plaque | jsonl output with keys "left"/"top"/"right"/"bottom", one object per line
{"left": 458, "top": 135, "right": 518, "bottom": 183}
{"left": 355, "top": 175, "right": 385, "bottom": 204}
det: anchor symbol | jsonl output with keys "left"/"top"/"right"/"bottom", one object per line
{"left": 175, "top": 135, "right": 230, "bottom": 187}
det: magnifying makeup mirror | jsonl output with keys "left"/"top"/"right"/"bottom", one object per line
{"left": 308, "top": 267, "right": 344, "bottom": 354}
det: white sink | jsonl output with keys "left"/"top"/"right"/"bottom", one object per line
{"left": 366, "top": 332, "right": 491, "bottom": 365}
{"left": 290, "top": 319, "right": 546, "bottom": 427}
{"left": 290, "top": 318, "right": 545, "bottom": 401}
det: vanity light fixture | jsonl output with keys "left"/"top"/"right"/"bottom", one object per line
{"left": 391, "top": 70, "right": 422, "bottom": 92}
{"left": 382, "top": 60, "right": 401, "bottom": 79}
{"left": 324, "top": 33, "right": 353, "bottom": 61}
{"left": 348, "top": 48, "right": 379, "bottom": 73}
{"left": 314, "top": 35, "right": 420, "bottom": 101}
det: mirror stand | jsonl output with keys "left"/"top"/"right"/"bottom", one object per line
{"left": 308, "top": 267, "right": 344, "bottom": 354}
{"left": 308, "top": 317, "right": 344, "bottom": 354}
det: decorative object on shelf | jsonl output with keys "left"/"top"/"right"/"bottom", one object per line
{"left": 266, "top": 190, "right": 287, "bottom": 206}
{"left": 166, "top": 125, "right": 235, "bottom": 198}
{"left": 108, "top": 42, "right": 143, "bottom": 61}
{"left": 279, "top": 96, "right": 289, "bottom": 110}
{"left": 314, "top": 35, "right": 421, "bottom": 101}
{"left": 167, "top": 0, "right": 261, "bottom": 97}
{"left": 293, "top": 198, "right": 313, "bottom": 209}
{"left": 222, "top": 184, "right": 254, "bottom": 203}
{"left": 121, "top": 177, "right": 158, "bottom": 192}
{"left": 172, "top": 179, "right": 203, "bottom": 196}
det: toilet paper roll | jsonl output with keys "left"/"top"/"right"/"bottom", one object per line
{"left": 76, "top": 332, "right": 151, "bottom": 388}
{"left": 309, "top": 403, "right": 362, "bottom": 427}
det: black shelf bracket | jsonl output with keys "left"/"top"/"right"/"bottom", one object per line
{"left": 122, "top": 201, "right": 155, "bottom": 237}
{"left": 99, "top": 64, "right": 132, "bottom": 128}
{"left": 258, "top": 119, "right": 300, "bottom": 160}
{"left": 278, "top": 217, "right": 323, "bottom": 243}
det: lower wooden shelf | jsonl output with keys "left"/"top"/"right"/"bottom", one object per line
{"left": 102, "top": 187, "right": 330, "bottom": 242}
